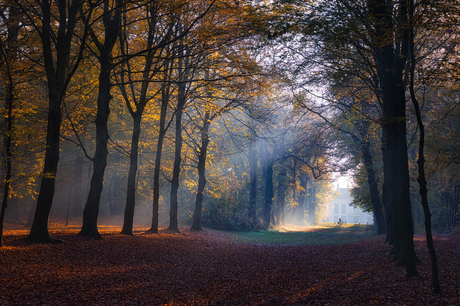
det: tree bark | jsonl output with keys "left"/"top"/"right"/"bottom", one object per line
{"left": 27, "top": 0, "right": 84, "bottom": 243}
{"left": 168, "top": 48, "right": 189, "bottom": 233}
{"left": 80, "top": 0, "right": 121, "bottom": 239}
{"left": 408, "top": 3, "right": 440, "bottom": 290}
{"left": 369, "top": 0, "right": 418, "bottom": 276}
{"left": 361, "top": 140, "right": 386, "bottom": 234}
{"left": 168, "top": 95, "right": 184, "bottom": 233}
{"left": 121, "top": 114, "right": 141, "bottom": 235}
{"left": 149, "top": 69, "right": 172, "bottom": 233}
{"left": 191, "top": 112, "right": 210, "bottom": 231}
{"left": 0, "top": 9, "right": 18, "bottom": 245}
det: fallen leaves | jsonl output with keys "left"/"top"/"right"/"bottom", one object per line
{"left": 1, "top": 225, "right": 459, "bottom": 305}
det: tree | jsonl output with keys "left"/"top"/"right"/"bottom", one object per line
{"left": 116, "top": 1, "right": 177, "bottom": 235}
{"left": 79, "top": 0, "right": 122, "bottom": 239}
{"left": 0, "top": 2, "right": 20, "bottom": 246}
{"left": 20, "top": 0, "right": 92, "bottom": 243}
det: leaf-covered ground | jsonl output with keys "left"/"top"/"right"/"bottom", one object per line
{"left": 1, "top": 222, "right": 459, "bottom": 305}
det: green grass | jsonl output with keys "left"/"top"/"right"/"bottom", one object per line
{"left": 228, "top": 223, "right": 375, "bottom": 245}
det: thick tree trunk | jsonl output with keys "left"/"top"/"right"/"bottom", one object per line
{"left": 28, "top": 96, "right": 61, "bottom": 243}
{"left": 381, "top": 132, "right": 393, "bottom": 244}
{"left": 0, "top": 80, "right": 13, "bottom": 246}
{"left": 369, "top": 0, "right": 418, "bottom": 276}
{"left": 0, "top": 14, "right": 18, "bottom": 245}
{"left": 27, "top": 2, "right": 64, "bottom": 243}
{"left": 79, "top": 1, "right": 121, "bottom": 239}
{"left": 121, "top": 115, "right": 141, "bottom": 235}
{"left": 79, "top": 60, "right": 112, "bottom": 240}
{"left": 191, "top": 113, "right": 210, "bottom": 231}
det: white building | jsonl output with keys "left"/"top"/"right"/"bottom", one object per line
{"left": 325, "top": 187, "right": 374, "bottom": 224}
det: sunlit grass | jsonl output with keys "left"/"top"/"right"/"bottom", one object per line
{"left": 228, "top": 223, "right": 375, "bottom": 245}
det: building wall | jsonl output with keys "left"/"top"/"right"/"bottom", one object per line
{"left": 325, "top": 187, "right": 373, "bottom": 224}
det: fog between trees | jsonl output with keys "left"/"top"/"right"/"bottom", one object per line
{"left": 1, "top": 0, "right": 459, "bottom": 289}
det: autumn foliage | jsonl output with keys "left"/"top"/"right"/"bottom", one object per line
{"left": 1, "top": 223, "right": 459, "bottom": 305}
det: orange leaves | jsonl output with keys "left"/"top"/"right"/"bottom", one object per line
{"left": 1, "top": 226, "right": 460, "bottom": 305}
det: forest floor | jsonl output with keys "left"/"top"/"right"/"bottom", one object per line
{"left": 1, "top": 220, "right": 459, "bottom": 305}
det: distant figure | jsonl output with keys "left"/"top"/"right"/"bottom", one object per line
{"left": 338, "top": 218, "right": 342, "bottom": 225}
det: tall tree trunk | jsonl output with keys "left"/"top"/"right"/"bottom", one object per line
{"left": 80, "top": 1, "right": 121, "bottom": 239}
{"left": 191, "top": 112, "right": 210, "bottom": 231}
{"left": 369, "top": 0, "right": 418, "bottom": 276}
{"left": 361, "top": 140, "right": 386, "bottom": 234}
{"left": 121, "top": 114, "right": 141, "bottom": 235}
{"left": 248, "top": 134, "right": 257, "bottom": 227}
{"left": 149, "top": 73, "right": 172, "bottom": 233}
{"left": 381, "top": 132, "right": 393, "bottom": 244}
{"left": 80, "top": 60, "right": 112, "bottom": 239}
{"left": 168, "top": 45, "right": 189, "bottom": 233}
{"left": 408, "top": 4, "right": 440, "bottom": 291}
{"left": 0, "top": 14, "right": 17, "bottom": 245}
{"left": 168, "top": 96, "right": 184, "bottom": 233}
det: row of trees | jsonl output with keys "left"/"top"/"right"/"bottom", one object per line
{"left": 2, "top": 0, "right": 460, "bottom": 292}
{"left": 0, "top": 0, "right": 335, "bottom": 246}
{"left": 258, "top": 0, "right": 460, "bottom": 291}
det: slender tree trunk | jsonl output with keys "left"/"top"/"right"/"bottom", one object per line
{"left": 149, "top": 77, "right": 172, "bottom": 233}
{"left": 168, "top": 97, "right": 184, "bottom": 233}
{"left": 168, "top": 45, "right": 190, "bottom": 233}
{"left": 191, "top": 113, "right": 210, "bottom": 231}
{"left": 361, "top": 141, "right": 386, "bottom": 234}
{"left": 121, "top": 115, "right": 141, "bottom": 235}
{"left": 248, "top": 134, "right": 257, "bottom": 227}
{"left": 408, "top": 4, "right": 440, "bottom": 290}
